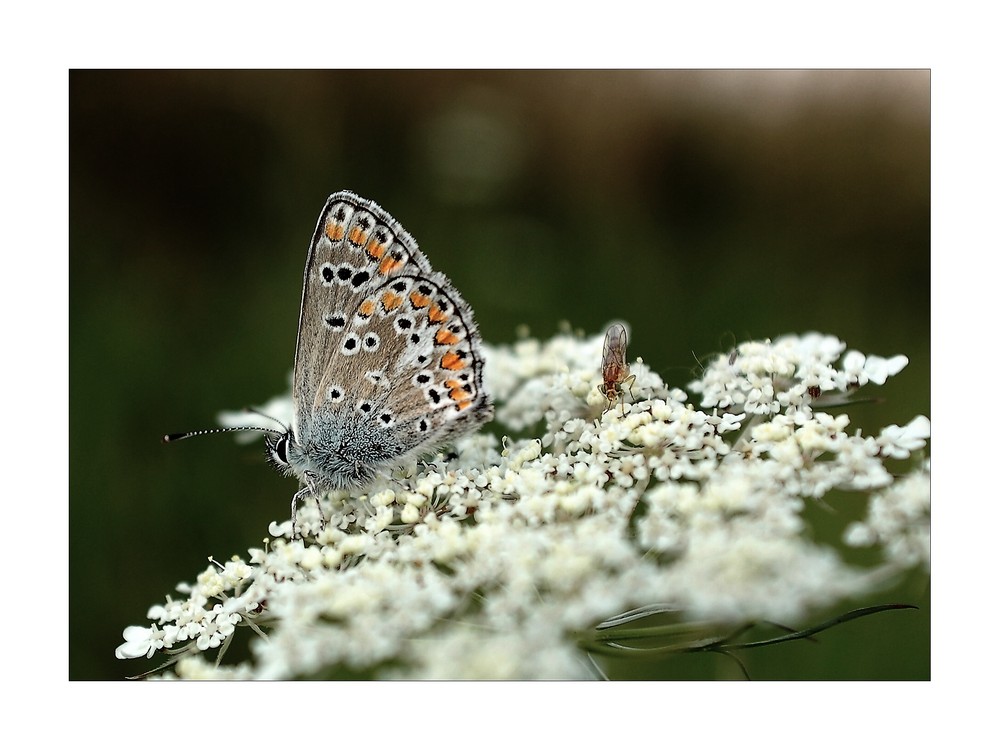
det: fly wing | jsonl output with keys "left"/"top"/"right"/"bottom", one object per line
{"left": 602, "top": 323, "right": 629, "bottom": 378}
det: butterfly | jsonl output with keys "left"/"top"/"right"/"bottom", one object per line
{"left": 166, "top": 192, "right": 493, "bottom": 537}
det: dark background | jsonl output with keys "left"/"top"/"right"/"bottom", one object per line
{"left": 70, "top": 70, "right": 929, "bottom": 680}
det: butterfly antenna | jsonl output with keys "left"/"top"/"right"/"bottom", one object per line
{"left": 241, "top": 407, "right": 290, "bottom": 432}
{"left": 162, "top": 425, "right": 283, "bottom": 444}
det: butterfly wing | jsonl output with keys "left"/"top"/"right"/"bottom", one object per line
{"left": 289, "top": 192, "right": 491, "bottom": 488}
{"left": 292, "top": 192, "right": 431, "bottom": 413}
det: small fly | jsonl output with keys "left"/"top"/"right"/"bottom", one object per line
{"left": 599, "top": 323, "right": 636, "bottom": 415}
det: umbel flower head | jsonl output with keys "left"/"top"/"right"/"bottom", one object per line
{"left": 117, "top": 327, "right": 929, "bottom": 679}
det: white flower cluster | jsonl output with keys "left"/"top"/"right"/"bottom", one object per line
{"left": 118, "top": 329, "right": 929, "bottom": 679}
{"left": 690, "top": 333, "right": 909, "bottom": 416}
{"left": 844, "top": 462, "right": 930, "bottom": 571}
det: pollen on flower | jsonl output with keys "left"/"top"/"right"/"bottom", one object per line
{"left": 120, "top": 328, "right": 928, "bottom": 679}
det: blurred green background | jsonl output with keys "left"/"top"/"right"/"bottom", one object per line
{"left": 70, "top": 70, "right": 929, "bottom": 680}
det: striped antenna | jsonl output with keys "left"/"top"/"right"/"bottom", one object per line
{"left": 240, "top": 406, "right": 290, "bottom": 432}
{"left": 162, "top": 425, "right": 283, "bottom": 444}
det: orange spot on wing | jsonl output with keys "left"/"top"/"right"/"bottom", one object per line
{"left": 381, "top": 291, "right": 403, "bottom": 311}
{"left": 441, "top": 351, "right": 465, "bottom": 370}
{"left": 359, "top": 299, "right": 376, "bottom": 317}
{"left": 379, "top": 256, "right": 405, "bottom": 275}
{"left": 325, "top": 221, "right": 345, "bottom": 241}
{"left": 435, "top": 328, "right": 460, "bottom": 346}
{"left": 427, "top": 303, "right": 449, "bottom": 323}
{"left": 366, "top": 240, "right": 386, "bottom": 260}
{"left": 449, "top": 386, "right": 471, "bottom": 402}
{"left": 348, "top": 226, "right": 367, "bottom": 246}
{"left": 454, "top": 399, "right": 472, "bottom": 411}
{"left": 410, "top": 291, "right": 431, "bottom": 308}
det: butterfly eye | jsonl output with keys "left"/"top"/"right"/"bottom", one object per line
{"left": 268, "top": 434, "right": 290, "bottom": 468}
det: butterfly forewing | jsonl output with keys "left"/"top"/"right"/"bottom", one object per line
{"left": 293, "top": 193, "right": 429, "bottom": 416}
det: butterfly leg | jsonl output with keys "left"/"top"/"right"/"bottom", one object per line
{"left": 314, "top": 495, "right": 328, "bottom": 532}
{"left": 290, "top": 485, "right": 310, "bottom": 540}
